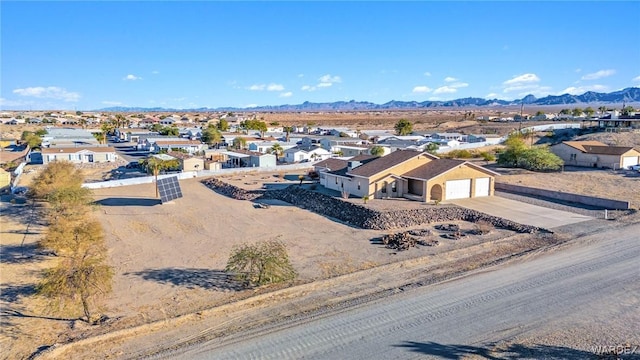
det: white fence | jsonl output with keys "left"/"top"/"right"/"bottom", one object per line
{"left": 82, "top": 163, "right": 314, "bottom": 189}
{"left": 10, "top": 162, "right": 27, "bottom": 193}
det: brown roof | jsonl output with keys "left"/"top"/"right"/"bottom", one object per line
{"left": 316, "top": 155, "right": 378, "bottom": 176}
{"left": 167, "top": 151, "right": 202, "bottom": 160}
{"left": 42, "top": 146, "right": 115, "bottom": 154}
{"left": 562, "top": 141, "right": 635, "bottom": 155}
{"left": 402, "top": 159, "right": 466, "bottom": 180}
{"left": 403, "top": 159, "right": 499, "bottom": 180}
{"left": 348, "top": 150, "right": 433, "bottom": 178}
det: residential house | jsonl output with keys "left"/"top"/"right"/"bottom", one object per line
{"left": 167, "top": 151, "right": 205, "bottom": 171}
{"left": 159, "top": 117, "right": 178, "bottom": 126}
{"left": 431, "top": 133, "right": 463, "bottom": 141}
{"left": 319, "top": 137, "right": 367, "bottom": 153}
{"left": 320, "top": 149, "right": 498, "bottom": 202}
{"left": 248, "top": 141, "right": 297, "bottom": 154}
{"left": 0, "top": 168, "right": 11, "bottom": 191}
{"left": 283, "top": 146, "right": 332, "bottom": 163}
{"left": 333, "top": 144, "right": 386, "bottom": 157}
{"left": 139, "top": 137, "right": 205, "bottom": 154}
{"left": 219, "top": 149, "right": 276, "bottom": 168}
{"left": 550, "top": 141, "right": 640, "bottom": 169}
{"left": 41, "top": 146, "right": 117, "bottom": 164}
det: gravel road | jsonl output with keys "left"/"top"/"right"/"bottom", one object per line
{"left": 165, "top": 222, "right": 640, "bottom": 360}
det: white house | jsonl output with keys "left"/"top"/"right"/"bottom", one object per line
{"left": 283, "top": 146, "right": 332, "bottom": 163}
{"left": 248, "top": 141, "right": 297, "bottom": 154}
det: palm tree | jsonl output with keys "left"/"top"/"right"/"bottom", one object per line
{"left": 142, "top": 157, "right": 180, "bottom": 198}
{"left": 369, "top": 145, "right": 385, "bottom": 157}
{"left": 283, "top": 126, "right": 293, "bottom": 142}
{"left": 232, "top": 137, "right": 247, "bottom": 150}
{"left": 270, "top": 143, "right": 284, "bottom": 161}
{"left": 100, "top": 122, "right": 114, "bottom": 144}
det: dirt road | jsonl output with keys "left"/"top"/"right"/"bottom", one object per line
{"left": 165, "top": 223, "right": 640, "bottom": 359}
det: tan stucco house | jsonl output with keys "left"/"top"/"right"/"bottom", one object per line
{"left": 550, "top": 141, "right": 640, "bottom": 169}
{"left": 41, "top": 146, "right": 117, "bottom": 164}
{"left": 316, "top": 150, "right": 498, "bottom": 202}
{"left": 167, "top": 151, "right": 205, "bottom": 171}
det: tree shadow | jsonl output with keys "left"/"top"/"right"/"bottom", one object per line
{"left": 394, "top": 341, "right": 604, "bottom": 359}
{"left": 0, "top": 243, "right": 49, "bottom": 264}
{"left": 94, "top": 197, "right": 161, "bottom": 207}
{"left": 0, "top": 198, "right": 47, "bottom": 228}
{"left": 0, "top": 283, "right": 37, "bottom": 303}
{"left": 125, "top": 268, "right": 245, "bottom": 291}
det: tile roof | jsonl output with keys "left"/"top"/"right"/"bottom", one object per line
{"left": 402, "top": 159, "right": 466, "bottom": 180}
{"left": 316, "top": 155, "right": 378, "bottom": 175}
{"left": 348, "top": 149, "right": 428, "bottom": 178}
{"left": 562, "top": 141, "right": 635, "bottom": 155}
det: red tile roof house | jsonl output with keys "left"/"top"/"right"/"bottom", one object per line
{"left": 550, "top": 141, "right": 640, "bottom": 169}
{"left": 315, "top": 149, "right": 499, "bottom": 202}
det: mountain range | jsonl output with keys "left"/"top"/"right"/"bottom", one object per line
{"left": 98, "top": 87, "right": 640, "bottom": 112}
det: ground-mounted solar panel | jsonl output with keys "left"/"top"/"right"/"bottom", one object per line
{"left": 157, "top": 176, "right": 183, "bottom": 203}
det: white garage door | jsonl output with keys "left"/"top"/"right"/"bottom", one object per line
{"left": 445, "top": 179, "right": 471, "bottom": 200}
{"left": 475, "top": 177, "right": 490, "bottom": 197}
{"left": 622, "top": 156, "right": 639, "bottom": 169}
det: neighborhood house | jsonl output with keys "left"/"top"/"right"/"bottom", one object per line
{"left": 551, "top": 141, "right": 640, "bottom": 169}
{"left": 316, "top": 150, "right": 498, "bottom": 202}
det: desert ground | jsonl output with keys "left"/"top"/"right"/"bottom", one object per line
{"left": 1, "top": 116, "right": 639, "bottom": 359}
{"left": 2, "top": 174, "right": 532, "bottom": 359}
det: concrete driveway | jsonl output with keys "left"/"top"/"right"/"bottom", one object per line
{"left": 449, "top": 196, "right": 592, "bottom": 229}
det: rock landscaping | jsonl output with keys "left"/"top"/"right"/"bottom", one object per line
{"left": 201, "top": 177, "right": 544, "bottom": 234}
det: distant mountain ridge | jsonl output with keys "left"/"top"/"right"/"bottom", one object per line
{"left": 97, "top": 87, "right": 640, "bottom": 112}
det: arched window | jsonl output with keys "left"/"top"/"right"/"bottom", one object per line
{"left": 391, "top": 181, "right": 397, "bottom": 192}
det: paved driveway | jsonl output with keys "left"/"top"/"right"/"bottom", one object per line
{"left": 449, "top": 196, "right": 592, "bottom": 229}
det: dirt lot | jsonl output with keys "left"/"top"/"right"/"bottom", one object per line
{"left": 1, "top": 175, "right": 524, "bottom": 359}
{"left": 493, "top": 166, "right": 640, "bottom": 209}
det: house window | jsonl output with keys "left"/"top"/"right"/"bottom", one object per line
{"left": 381, "top": 181, "right": 387, "bottom": 193}
{"left": 357, "top": 182, "right": 361, "bottom": 190}
{"left": 391, "top": 182, "right": 397, "bottom": 192}
{"left": 335, "top": 177, "right": 338, "bottom": 184}
{"left": 570, "top": 154, "right": 576, "bottom": 160}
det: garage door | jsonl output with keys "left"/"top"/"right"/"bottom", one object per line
{"left": 475, "top": 177, "right": 490, "bottom": 197}
{"left": 445, "top": 179, "right": 471, "bottom": 200}
{"left": 622, "top": 156, "right": 639, "bottom": 169}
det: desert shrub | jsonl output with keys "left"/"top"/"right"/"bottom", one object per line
{"left": 479, "top": 151, "right": 496, "bottom": 162}
{"left": 225, "top": 239, "right": 297, "bottom": 287}
{"left": 472, "top": 221, "right": 493, "bottom": 235}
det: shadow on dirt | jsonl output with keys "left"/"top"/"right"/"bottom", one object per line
{"left": 94, "top": 197, "right": 161, "bottom": 207}
{"left": 394, "top": 340, "right": 601, "bottom": 360}
{"left": 126, "top": 268, "right": 245, "bottom": 291}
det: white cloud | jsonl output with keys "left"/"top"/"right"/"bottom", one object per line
{"left": 266, "top": 83, "right": 284, "bottom": 91}
{"left": 124, "top": 74, "right": 142, "bottom": 81}
{"left": 317, "top": 82, "right": 333, "bottom": 88}
{"left": 412, "top": 86, "right": 432, "bottom": 93}
{"left": 319, "top": 74, "right": 341, "bottom": 84}
{"left": 301, "top": 85, "right": 315, "bottom": 92}
{"left": 279, "top": 92, "right": 293, "bottom": 98}
{"left": 248, "top": 83, "right": 285, "bottom": 91}
{"left": 486, "top": 93, "right": 499, "bottom": 98}
{"left": 101, "top": 101, "right": 123, "bottom": 106}
{"left": 444, "top": 77, "right": 457, "bottom": 82}
{"left": 151, "top": 70, "right": 159, "bottom": 74}
{"left": 632, "top": 75, "right": 640, "bottom": 82}
{"left": 248, "top": 84, "right": 265, "bottom": 91}
{"left": 423, "top": 72, "right": 432, "bottom": 77}
{"left": 450, "top": 82, "right": 468, "bottom": 89}
{"left": 245, "top": 104, "right": 258, "bottom": 108}
{"left": 559, "top": 84, "right": 609, "bottom": 95}
{"left": 433, "top": 86, "right": 457, "bottom": 94}
{"left": 13, "top": 86, "right": 80, "bottom": 102}
{"left": 503, "top": 73, "right": 540, "bottom": 86}
{"left": 502, "top": 73, "right": 543, "bottom": 93}
{"left": 581, "top": 69, "right": 615, "bottom": 80}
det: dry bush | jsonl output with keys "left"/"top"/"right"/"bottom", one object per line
{"left": 472, "top": 221, "right": 493, "bottom": 235}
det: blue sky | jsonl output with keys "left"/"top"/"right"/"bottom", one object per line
{"left": 2, "top": 1, "right": 639, "bottom": 111}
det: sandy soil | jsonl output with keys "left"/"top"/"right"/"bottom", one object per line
{"left": 1, "top": 175, "right": 519, "bottom": 359}
{"left": 493, "top": 166, "right": 640, "bottom": 209}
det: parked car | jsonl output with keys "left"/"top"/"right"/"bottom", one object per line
{"left": 125, "top": 161, "right": 140, "bottom": 169}
{"left": 628, "top": 164, "right": 640, "bottom": 171}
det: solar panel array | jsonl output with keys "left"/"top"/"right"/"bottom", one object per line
{"left": 157, "top": 176, "right": 183, "bottom": 203}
